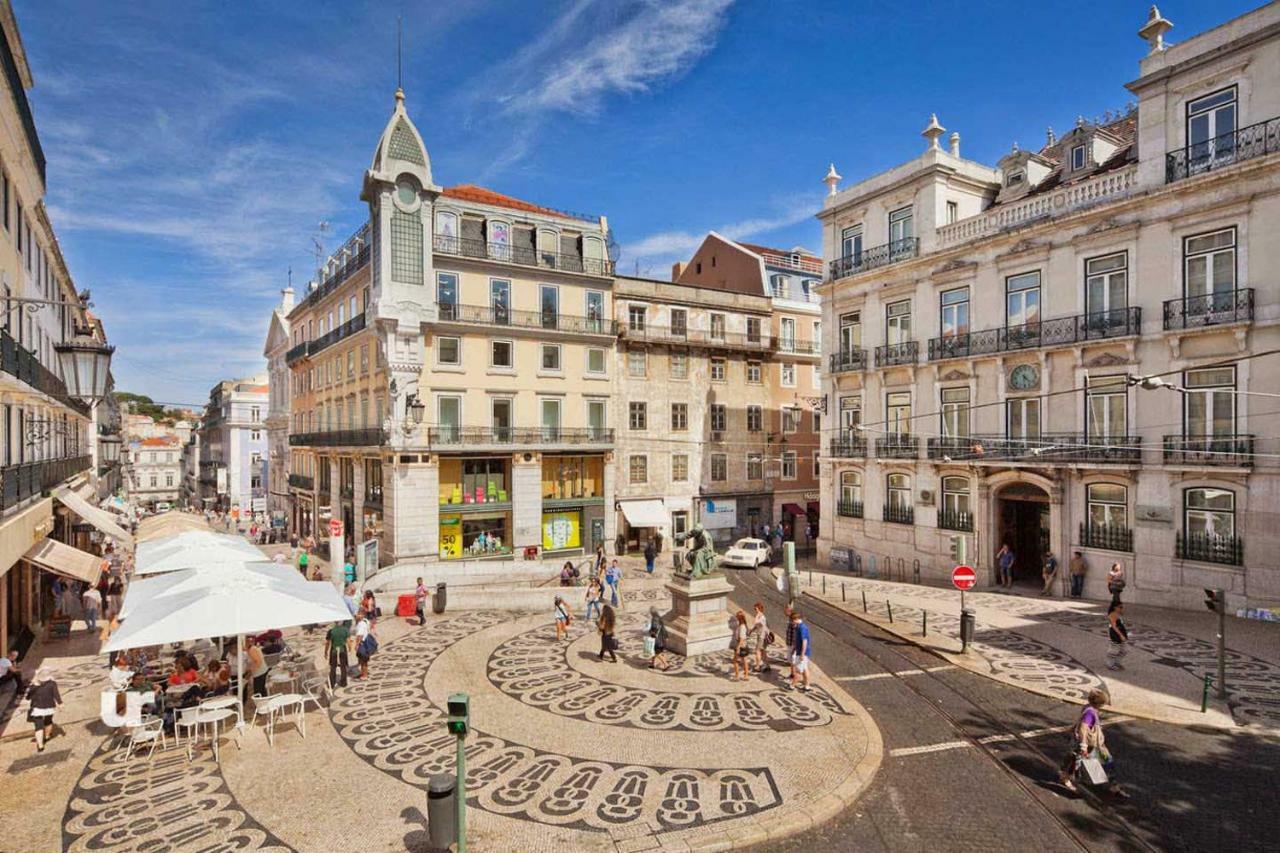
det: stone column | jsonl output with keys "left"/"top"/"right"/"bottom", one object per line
{"left": 511, "top": 453, "right": 542, "bottom": 553}
{"left": 352, "top": 458, "right": 366, "bottom": 543}
{"left": 602, "top": 451, "right": 616, "bottom": 552}
{"left": 384, "top": 456, "right": 438, "bottom": 563}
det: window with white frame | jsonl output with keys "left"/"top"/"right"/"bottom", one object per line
{"left": 1186, "top": 87, "right": 1236, "bottom": 167}
{"left": 628, "top": 305, "right": 646, "bottom": 331}
{"left": 940, "top": 387, "right": 969, "bottom": 438}
{"left": 1183, "top": 228, "right": 1236, "bottom": 299}
{"left": 780, "top": 317, "right": 796, "bottom": 351}
{"left": 940, "top": 287, "right": 969, "bottom": 338}
{"left": 711, "top": 357, "right": 726, "bottom": 381}
{"left": 747, "top": 361, "right": 761, "bottom": 383}
{"left": 780, "top": 362, "right": 796, "bottom": 387}
{"left": 710, "top": 453, "right": 727, "bottom": 482}
{"left": 628, "top": 349, "right": 646, "bottom": 377}
{"left": 885, "top": 300, "right": 912, "bottom": 345}
{"left": 587, "top": 399, "right": 606, "bottom": 439}
{"left": 710, "top": 313, "right": 725, "bottom": 340}
{"left": 710, "top": 404, "right": 726, "bottom": 433}
{"left": 1086, "top": 375, "right": 1127, "bottom": 440}
{"left": 839, "top": 311, "right": 861, "bottom": 356}
{"left": 541, "top": 344, "right": 562, "bottom": 371}
{"left": 1087, "top": 483, "right": 1128, "bottom": 530}
{"left": 781, "top": 451, "right": 797, "bottom": 480}
{"left": 746, "top": 317, "right": 762, "bottom": 343}
{"left": 438, "top": 337, "right": 461, "bottom": 365}
{"left": 945, "top": 201, "right": 958, "bottom": 224}
{"left": 886, "top": 392, "right": 911, "bottom": 435}
{"left": 840, "top": 470, "right": 861, "bottom": 507}
{"left": 629, "top": 402, "right": 647, "bottom": 430}
{"left": 1071, "top": 144, "right": 1086, "bottom": 170}
{"left": 886, "top": 473, "right": 910, "bottom": 512}
{"left": 491, "top": 340, "right": 513, "bottom": 368}
{"left": 671, "top": 454, "right": 689, "bottom": 482}
{"left": 671, "top": 403, "right": 688, "bottom": 431}
{"left": 1007, "top": 397, "right": 1041, "bottom": 441}
{"left": 888, "top": 206, "right": 913, "bottom": 246}
{"left": 941, "top": 476, "right": 970, "bottom": 525}
{"left": 586, "top": 348, "right": 606, "bottom": 374}
{"left": 670, "top": 308, "right": 687, "bottom": 337}
{"left": 781, "top": 407, "right": 800, "bottom": 434}
{"left": 1006, "top": 271, "right": 1041, "bottom": 328}
{"left": 1085, "top": 252, "right": 1128, "bottom": 320}
{"left": 747, "top": 453, "right": 763, "bottom": 480}
{"left": 629, "top": 455, "right": 647, "bottom": 484}
{"left": 670, "top": 351, "right": 688, "bottom": 379}
{"left": 841, "top": 224, "right": 863, "bottom": 261}
{"left": 1183, "top": 487, "right": 1234, "bottom": 540}
{"left": 436, "top": 272, "right": 458, "bottom": 319}
{"left": 1184, "top": 367, "right": 1235, "bottom": 438}
{"left": 746, "top": 405, "right": 762, "bottom": 432}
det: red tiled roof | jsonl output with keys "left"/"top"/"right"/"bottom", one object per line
{"left": 139, "top": 436, "right": 179, "bottom": 447}
{"left": 442, "top": 184, "right": 584, "bottom": 221}
{"left": 991, "top": 114, "right": 1137, "bottom": 207}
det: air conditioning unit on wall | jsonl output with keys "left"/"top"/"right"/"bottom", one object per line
{"left": 919, "top": 489, "right": 935, "bottom": 506}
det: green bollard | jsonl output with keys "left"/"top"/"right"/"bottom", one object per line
{"left": 1201, "top": 674, "right": 1212, "bottom": 713}
{"left": 922, "top": 610, "right": 927, "bottom": 637}
{"left": 861, "top": 589, "right": 868, "bottom": 612}
{"left": 887, "top": 601, "right": 894, "bottom": 623}
{"left": 842, "top": 582, "right": 846, "bottom": 602}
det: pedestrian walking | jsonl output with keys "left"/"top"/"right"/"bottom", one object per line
{"left": 750, "top": 601, "right": 771, "bottom": 673}
{"left": 1106, "top": 600, "right": 1128, "bottom": 671}
{"left": 27, "top": 668, "right": 62, "bottom": 752}
{"left": 324, "top": 620, "right": 351, "bottom": 688}
{"left": 298, "top": 548, "right": 309, "bottom": 577}
{"left": 605, "top": 560, "right": 621, "bottom": 607}
{"left": 643, "top": 539, "right": 656, "bottom": 575}
{"left": 51, "top": 577, "right": 66, "bottom": 615}
{"left": 0, "top": 649, "right": 25, "bottom": 698}
{"left": 81, "top": 584, "right": 101, "bottom": 632}
{"left": 996, "top": 543, "right": 1015, "bottom": 588}
{"left": 648, "top": 608, "right": 669, "bottom": 670}
{"left": 354, "top": 611, "right": 376, "bottom": 680}
{"left": 554, "top": 595, "right": 573, "bottom": 641}
{"left": 107, "top": 576, "right": 123, "bottom": 621}
{"left": 96, "top": 573, "right": 111, "bottom": 617}
{"left": 1041, "top": 550, "right": 1060, "bottom": 596}
{"left": 783, "top": 604, "right": 795, "bottom": 679}
{"left": 731, "top": 611, "right": 751, "bottom": 681}
{"left": 414, "top": 577, "right": 430, "bottom": 626}
{"left": 788, "top": 611, "right": 811, "bottom": 692}
{"left": 653, "top": 529, "right": 664, "bottom": 554}
{"left": 1069, "top": 551, "right": 1087, "bottom": 598}
{"left": 597, "top": 604, "right": 618, "bottom": 662}
{"left": 1057, "top": 688, "right": 1124, "bottom": 797}
{"left": 1107, "top": 562, "right": 1126, "bottom": 603}
{"left": 584, "top": 578, "right": 602, "bottom": 623}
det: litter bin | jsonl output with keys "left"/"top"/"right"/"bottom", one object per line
{"left": 433, "top": 582, "right": 447, "bottom": 614}
{"left": 427, "top": 773, "right": 455, "bottom": 850}
{"left": 960, "top": 608, "right": 976, "bottom": 652}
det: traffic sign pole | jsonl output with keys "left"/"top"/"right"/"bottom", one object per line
{"left": 952, "top": 565, "right": 977, "bottom": 653}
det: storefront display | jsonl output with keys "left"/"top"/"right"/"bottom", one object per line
{"left": 440, "top": 512, "right": 511, "bottom": 559}
{"left": 542, "top": 510, "right": 581, "bottom": 551}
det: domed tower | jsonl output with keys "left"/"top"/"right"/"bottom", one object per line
{"left": 361, "top": 87, "right": 440, "bottom": 448}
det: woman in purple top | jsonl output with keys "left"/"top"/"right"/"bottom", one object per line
{"left": 1058, "top": 688, "right": 1123, "bottom": 795}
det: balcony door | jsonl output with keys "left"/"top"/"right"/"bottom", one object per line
{"left": 888, "top": 207, "right": 913, "bottom": 252}
{"left": 540, "top": 285, "right": 559, "bottom": 330}
{"left": 839, "top": 312, "right": 861, "bottom": 358}
{"left": 491, "top": 279, "right": 511, "bottom": 325}
{"left": 841, "top": 225, "right": 862, "bottom": 264}
{"left": 587, "top": 399, "right": 606, "bottom": 440}
{"left": 1005, "top": 271, "right": 1041, "bottom": 348}
{"left": 780, "top": 318, "right": 796, "bottom": 352}
{"left": 438, "top": 396, "right": 461, "bottom": 444}
{"left": 940, "top": 387, "right": 969, "bottom": 438}
{"left": 436, "top": 272, "right": 458, "bottom": 321}
{"left": 1007, "top": 397, "right": 1040, "bottom": 442}
{"left": 1086, "top": 376, "right": 1127, "bottom": 441}
{"left": 541, "top": 398, "right": 561, "bottom": 441}
{"left": 1184, "top": 228, "right": 1236, "bottom": 307}
{"left": 885, "top": 300, "right": 911, "bottom": 347}
{"left": 585, "top": 291, "right": 604, "bottom": 333}
{"left": 1085, "top": 253, "right": 1128, "bottom": 336}
{"left": 492, "top": 398, "right": 512, "bottom": 443}
{"left": 1184, "top": 367, "right": 1235, "bottom": 440}
{"left": 1187, "top": 87, "right": 1236, "bottom": 170}
{"left": 886, "top": 392, "right": 911, "bottom": 436}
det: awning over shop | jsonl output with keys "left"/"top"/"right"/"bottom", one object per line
{"left": 54, "top": 487, "right": 134, "bottom": 549}
{"left": 807, "top": 501, "right": 821, "bottom": 516}
{"left": 618, "top": 499, "right": 669, "bottom": 528}
{"left": 23, "top": 538, "right": 104, "bottom": 586}
{"left": 781, "top": 503, "right": 806, "bottom": 517}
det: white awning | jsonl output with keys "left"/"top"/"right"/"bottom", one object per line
{"left": 23, "top": 538, "right": 104, "bottom": 586}
{"left": 619, "top": 499, "right": 669, "bottom": 528}
{"left": 54, "top": 487, "right": 134, "bottom": 549}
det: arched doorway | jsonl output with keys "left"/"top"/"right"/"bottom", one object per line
{"left": 995, "top": 481, "right": 1050, "bottom": 585}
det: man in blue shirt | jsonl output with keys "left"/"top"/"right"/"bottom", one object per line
{"left": 605, "top": 560, "right": 621, "bottom": 607}
{"left": 789, "top": 611, "right": 811, "bottom": 692}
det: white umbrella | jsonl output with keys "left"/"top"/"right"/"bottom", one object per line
{"left": 135, "top": 534, "right": 264, "bottom": 576}
{"left": 105, "top": 573, "right": 349, "bottom": 722}
{"left": 118, "top": 561, "right": 306, "bottom": 620}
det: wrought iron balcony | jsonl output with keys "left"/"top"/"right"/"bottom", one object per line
{"left": 928, "top": 433, "right": 1142, "bottom": 465}
{"left": 1176, "top": 531, "right": 1243, "bottom": 566}
{"left": 830, "top": 433, "right": 868, "bottom": 458}
{"left": 288, "top": 429, "right": 387, "bottom": 447}
{"left": 299, "top": 225, "right": 371, "bottom": 310}
{"left": 836, "top": 500, "right": 863, "bottom": 519}
{"left": 0, "top": 455, "right": 91, "bottom": 511}
{"left": 828, "top": 238, "right": 919, "bottom": 280}
{"left": 874, "top": 341, "right": 918, "bottom": 367}
{"left": 927, "top": 308, "right": 1142, "bottom": 361}
{"left": 288, "top": 474, "right": 313, "bottom": 490}
{"left": 927, "top": 436, "right": 979, "bottom": 461}
{"left": 1079, "top": 522, "right": 1133, "bottom": 553}
{"left": 440, "top": 303, "right": 618, "bottom": 336}
{"left": 829, "top": 349, "right": 868, "bottom": 373}
{"left": 883, "top": 503, "right": 914, "bottom": 525}
{"left": 284, "top": 341, "right": 310, "bottom": 366}
{"left": 0, "top": 329, "right": 89, "bottom": 415}
{"left": 307, "top": 313, "right": 366, "bottom": 358}
{"left": 938, "top": 508, "right": 973, "bottom": 532}
{"left": 776, "top": 339, "right": 820, "bottom": 356}
{"left": 1162, "top": 289, "right": 1253, "bottom": 331}
{"left": 426, "top": 426, "right": 614, "bottom": 447}
{"left": 875, "top": 434, "right": 919, "bottom": 459}
{"left": 1166, "top": 117, "right": 1280, "bottom": 183}
{"left": 1162, "top": 435, "right": 1255, "bottom": 467}
{"left": 433, "top": 234, "right": 614, "bottom": 277}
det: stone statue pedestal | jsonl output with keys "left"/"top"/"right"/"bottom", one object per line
{"left": 663, "top": 572, "right": 734, "bottom": 657}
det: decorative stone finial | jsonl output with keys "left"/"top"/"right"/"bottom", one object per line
{"left": 1011, "top": 141, "right": 1020, "bottom": 153}
{"left": 1139, "top": 5, "right": 1173, "bottom": 54}
{"left": 1046, "top": 126, "right": 1056, "bottom": 146}
{"left": 948, "top": 132, "right": 960, "bottom": 157}
{"left": 823, "top": 163, "right": 843, "bottom": 197}
{"left": 395, "top": 87, "right": 405, "bottom": 105}
{"left": 1077, "top": 115, "right": 1086, "bottom": 127}
{"left": 922, "top": 114, "right": 945, "bottom": 151}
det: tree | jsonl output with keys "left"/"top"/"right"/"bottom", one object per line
{"left": 114, "top": 392, "right": 186, "bottom": 424}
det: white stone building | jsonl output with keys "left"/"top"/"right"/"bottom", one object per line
{"left": 263, "top": 286, "right": 293, "bottom": 527}
{"left": 817, "top": 4, "right": 1280, "bottom": 611}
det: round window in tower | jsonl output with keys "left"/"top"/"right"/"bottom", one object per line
{"left": 396, "top": 179, "right": 418, "bottom": 206}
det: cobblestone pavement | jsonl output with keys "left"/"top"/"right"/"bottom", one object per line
{"left": 787, "top": 569, "right": 1280, "bottom": 729}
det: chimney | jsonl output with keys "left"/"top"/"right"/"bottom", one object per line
{"left": 671, "top": 262, "right": 687, "bottom": 280}
{"left": 949, "top": 132, "right": 961, "bottom": 157}
{"left": 1046, "top": 126, "right": 1056, "bottom": 147}
{"left": 280, "top": 286, "right": 295, "bottom": 313}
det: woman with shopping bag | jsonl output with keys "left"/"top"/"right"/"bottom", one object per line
{"left": 1058, "top": 688, "right": 1125, "bottom": 796}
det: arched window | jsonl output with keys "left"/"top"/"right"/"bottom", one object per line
{"left": 941, "top": 476, "right": 971, "bottom": 531}
{"left": 839, "top": 471, "right": 862, "bottom": 517}
{"left": 1180, "top": 487, "right": 1240, "bottom": 565}
{"left": 1084, "top": 482, "right": 1131, "bottom": 551}
{"left": 537, "top": 229, "right": 559, "bottom": 268}
{"left": 885, "top": 473, "right": 912, "bottom": 523}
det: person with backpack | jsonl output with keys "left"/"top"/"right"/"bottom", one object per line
{"left": 647, "top": 607, "right": 669, "bottom": 670}
{"left": 597, "top": 604, "right": 618, "bottom": 663}
{"left": 554, "top": 595, "right": 573, "bottom": 641}
{"left": 354, "top": 611, "right": 377, "bottom": 680}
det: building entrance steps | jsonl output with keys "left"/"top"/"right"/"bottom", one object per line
{"left": 778, "top": 568, "right": 1280, "bottom": 732}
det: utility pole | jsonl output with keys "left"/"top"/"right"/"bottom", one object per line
{"left": 1204, "top": 589, "right": 1227, "bottom": 700}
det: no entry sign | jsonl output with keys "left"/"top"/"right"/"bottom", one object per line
{"left": 952, "top": 565, "right": 977, "bottom": 590}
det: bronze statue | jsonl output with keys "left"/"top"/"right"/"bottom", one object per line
{"left": 676, "top": 523, "right": 718, "bottom": 579}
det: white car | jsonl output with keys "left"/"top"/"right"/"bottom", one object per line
{"left": 720, "top": 538, "right": 772, "bottom": 569}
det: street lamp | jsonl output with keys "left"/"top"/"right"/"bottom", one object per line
{"left": 407, "top": 394, "right": 425, "bottom": 426}
{"left": 56, "top": 329, "right": 114, "bottom": 402}
{"left": 100, "top": 435, "right": 121, "bottom": 464}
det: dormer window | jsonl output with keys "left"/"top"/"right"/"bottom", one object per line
{"left": 1005, "top": 171, "right": 1024, "bottom": 187}
{"left": 1071, "top": 144, "right": 1086, "bottom": 170}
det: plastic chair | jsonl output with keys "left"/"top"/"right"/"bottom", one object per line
{"left": 124, "top": 715, "right": 167, "bottom": 761}
{"left": 174, "top": 706, "right": 203, "bottom": 758}
{"left": 250, "top": 694, "right": 276, "bottom": 745}
{"left": 99, "top": 692, "right": 129, "bottom": 751}
{"left": 300, "top": 676, "right": 329, "bottom": 712}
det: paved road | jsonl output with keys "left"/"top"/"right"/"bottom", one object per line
{"left": 727, "top": 568, "right": 1280, "bottom": 853}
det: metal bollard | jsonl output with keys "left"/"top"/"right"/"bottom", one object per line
{"left": 427, "top": 773, "right": 456, "bottom": 849}
{"left": 822, "top": 575, "right": 826, "bottom": 594}
{"left": 842, "top": 582, "right": 846, "bottom": 602}
{"left": 913, "top": 559, "right": 921, "bottom": 584}
{"left": 1201, "top": 674, "right": 1212, "bottom": 713}
{"left": 887, "top": 601, "right": 894, "bottom": 623}
{"left": 960, "top": 608, "right": 975, "bottom": 653}
{"left": 922, "top": 610, "right": 928, "bottom": 637}
{"left": 861, "top": 590, "right": 868, "bottom": 612}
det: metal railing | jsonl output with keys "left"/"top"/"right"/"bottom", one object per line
{"left": 364, "top": 485, "right": 383, "bottom": 507}
{"left": 875, "top": 341, "right": 918, "bottom": 367}
{"left": 426, "top": 426, "right": 614, "bottom": 447}
{"left": 288, "top": 429, "right": 387, "bottom": 447}
{"left": 1166, "top": 117, "right": 1280, "bottom": 183}
{"left": 1176, "top": 531, "right": 1243, "bottom": 566}
{"left": 0, "top": 329, "right": 88, "bottom": 415}
{"left": 875, "top": 434, "right": 919, "bottom": 459}
{"left": 622, "top": 323, "right": 769, "bottom": 350}
{"left": 927, "top": 307, "right": 1142, "bottom": 361}
{"left": 828, "top": 238, "right": 919, "bottom": 280}
{"left": 938, "top": 508, "right": 973, "bottom": 532}
{"left": 830, "top": 433, "right": 868, "bottom": 458}
{"left": 288, "top": 474, "right": 313, "bottom": 490}
{"left": 836, "top": 500, "right": 863, "bottom": 518}
{"left": 308, "top": 313, "right": 367, "bottom": 358}
{"left": 433, "top": 234, "right": 614, "bottom": 277}
{"left": 1162, "top": 434, "right": 1255, "bottom": 467}
{"left": 1162, "top": 289, "right": 1254, "bottom": 331}
{"left": 299, "top": 225, "right": 372, "bottom": 310}
{"left": 926, "top": 433, "right": 1142, "bottom": 464}
{"left": 284, "top": 341, "right": 310, "bottom": 365}
{"left": 761, "top": 252, "right": 823, "bottom": 275}
{"left": 440, "top": 302, "right": 618, "bottom": 336}
{"left": 883, "top": 503, "right": 914, "bottom": 525}
{"left": 1079, "top": 522, "right": 1133, "bottom": 552}
{"left": 926, "top": 436, "right": 977, "bottom": 460}
{"left": 0, "top": 455, "right": 91, "bottom": 511}
{"left": 829, "top": 349, "right": 868, "bottom": 373}
{"left": 0, "top": 31, "right": 44, "bottom": 185}
{"left": 776, "top": 339, "right": 819, "bottom": 355}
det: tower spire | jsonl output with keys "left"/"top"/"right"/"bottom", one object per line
{"left": 395, "top": 15, "right": 404, "bottom": 102}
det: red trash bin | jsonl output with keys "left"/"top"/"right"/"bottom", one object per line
{"left": 396, "top": 593, "right": 417, "bottom": 618}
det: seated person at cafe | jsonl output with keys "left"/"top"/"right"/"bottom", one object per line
{"left": 202, "top": 659, "right": 231, "bottom": 696}
{"left": 253, "top": 629, "right": 284, "bottom": 655}
{"left": 167, "top": 659, "right": 200, "bottom": 687}
{"left": 108, "top": 656, "right": 134, "bottom": 691}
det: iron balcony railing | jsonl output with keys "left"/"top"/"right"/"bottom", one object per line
{"left": 1162, "top": 289, "right": 1254, "bottom": 331}
{"left": 1162, "top": 434, "right": 1255, "bottom": 467}
{"left": 927, "top": 436, "right": 978, "bottom": 460}
{"left": 926, "top": 433, "right": 1142, "bottom": 464}
{"left": 623, "top": 323, "right": 769, "bottom": 351}
{"left": 339, "top": 484, "right": 354, "bottom": 500}
{"left": 875, "top": 434, "right": 919, "bottom": 459}
{"left": 440, "top": 303, "right": 618, "bottom": 336}
{"left": 1079, "top": 522, "right": 1133, "bottom": 553}
{"left": 1166, "top": 117, "right": 1280, "bottom": 183}
{"left": 284, "top": 341, "right": 310, "bottom": 366}
{"left": 288, "top": 474, "right": 313, "bottom": 490}
{"left": 776, "top": 339, "right": 820, "bottom": 355}
{"left": 828, "top": 238, "right": 920, "bottom": 280}
{"left": 364, "top": 485, "right": 383, "bottom": 507}
{"left": 830, "top": 433, "right": 868, "bottom": 458}
{"left": 0, "top": 455, "right": 91, "bottom": 512}
{"left": 1176, "top": 531, "right": 1243, "bottom": 566}
{"left": 938, "top": 508, "right": 974, "bottom": 532}
{"left": 299, "top": 225, "right": 372, "bottom": 311}
{"left": 927, "top": 307, "right": 1142, "bottom": 361}
{"left": 307, "top": 313, "right": 367, "bottom": 358}
{"left": 836, "top": 500, "right": 864, "bottom": 519}
{"left": 288, "top": 429, "right": 387, "bottom": 447}
{"left": 0, "top": 329, "right": 89, "bottom": 415}
{"left": 0, "top": 30, "right": 44, "bottom": 185}
{"left": 433, "top": 234, "right": 614, "bottom": 277}
{"left": 875, "top": 341, "right": 918, "bottom": 367}
{"left": 426, "top": 426, "right": 614, "bottom": 447}
{"left": 829, "top": 349, "right": 868, "bottom": 373}
{"left": 883, "top": 503, "right": 914, "bottom": 525}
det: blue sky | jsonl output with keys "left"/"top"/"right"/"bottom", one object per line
{"left": 17, "top": 0, "right": 1261, "bottom": 405}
